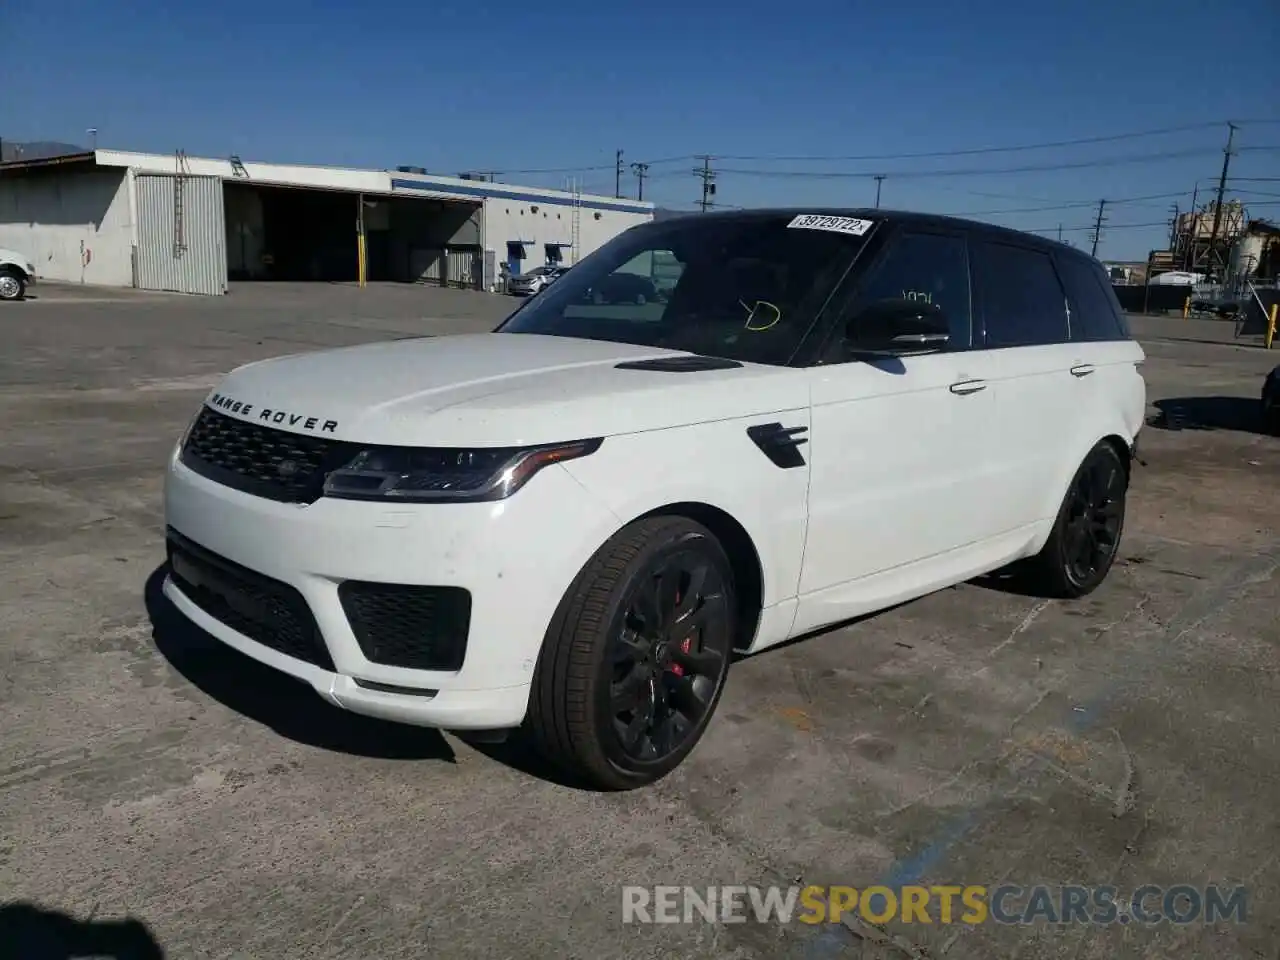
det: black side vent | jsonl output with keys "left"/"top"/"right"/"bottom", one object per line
{"left": 747, "top": 422, "right": 809, "bottom": 469}
{"left": 615, "top": 356, "right": 744, "bottom": 372}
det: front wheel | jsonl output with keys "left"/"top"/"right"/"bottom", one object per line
{"left": 1025, "top": 441, "right": 1128, "bottom": 599}
{"left": 528, "top": 516, "right": 736, "bottom": 790}
{"left": 0, "top": 269, "right": 26, "bottom": 301}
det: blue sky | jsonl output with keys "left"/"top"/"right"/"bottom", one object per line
{"left": 5, "top": 0, "right": 1278, "bottom": 258}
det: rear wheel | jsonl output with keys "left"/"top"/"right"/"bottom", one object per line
{"left": 1025, "top": 442, "right": 1128, "bottom": 599}
{"left": 0, "top": 268, "right": 25, "bottom": 301}
{"left": 528, "top": 516, "right": 735, "bottom": 790}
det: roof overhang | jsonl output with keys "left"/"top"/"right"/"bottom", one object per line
{"left": 0, "top": 152, "right": 98, "bottom": 175}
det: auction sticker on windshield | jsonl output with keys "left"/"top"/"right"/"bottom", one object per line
{"left": 787, "top": 214, "right": 875, "bottom": 236}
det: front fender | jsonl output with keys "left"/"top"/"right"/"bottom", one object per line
{"left": 560, "top": 413, "right": 812, "bottom": 610}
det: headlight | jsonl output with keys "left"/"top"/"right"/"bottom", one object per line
{"left": 322, "top": 438, "right": 602, "bottom": 503}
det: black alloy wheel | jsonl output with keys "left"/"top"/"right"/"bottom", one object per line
{"left": 605, "top": 547, "right": 731, "bottom": 765}
{"left": 528, "top": 516, "right": 736, "bottom": 790}
{"left": 1027, "top": 441, "right": 1128, "bottom": 599}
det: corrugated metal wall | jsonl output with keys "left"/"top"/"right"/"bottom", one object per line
{"left": 135, "top": 174, "right": 228, "bottom": 295}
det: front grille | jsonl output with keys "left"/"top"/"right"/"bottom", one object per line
{"left": 180, "top": 406, "right": 354, "bottom": 503}
{"left": 339, "top": 582, "right": 471, "bottom": 671}
{"left": 166, "top": 529, "right": 335, "bottom": 671}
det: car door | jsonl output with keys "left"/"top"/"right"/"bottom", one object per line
{"left": 795, "top": 227, "right": 997, "bottom": 632}
{"left": 970, "top": 238, "right": 1079, "bottom": 533}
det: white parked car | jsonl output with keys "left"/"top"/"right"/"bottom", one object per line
{"left": 507, "top": 264, "right": 569, "bottom": 297}
{"left": 0, "top": 246, "right": 36, "bottom": 300}
{"left": 163, "top": 210, "right": 1146, "bottom": 789}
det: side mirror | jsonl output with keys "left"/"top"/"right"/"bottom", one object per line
{"left": 845, "top": 298, "right": 950, "bottom": 354}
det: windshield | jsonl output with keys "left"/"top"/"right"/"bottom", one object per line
{"left": 497, "top": 214, "right": 871, "bottom": 366}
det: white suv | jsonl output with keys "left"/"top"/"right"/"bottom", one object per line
{"left": 0, "top": 247, "right": 35, "bottom": 301}
{"left": 163, "top": 210, "right": 1146, "bottom": 789}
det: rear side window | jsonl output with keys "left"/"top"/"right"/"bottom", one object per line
{"left": 975, "top": 242, "right": 1069, "bottom": 348}
{"left": 1057, "top": 255, "right": 1129, "bottom": 341}
{"left": 1094, "top": 260, "right": 1132, "bottom": 338}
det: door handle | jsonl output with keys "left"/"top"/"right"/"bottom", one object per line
{"left": 949, "top": 379, "right": 987, "bottom": 396}
{"left": 1070, "top": 364, "right": 1096, "bottom": 378}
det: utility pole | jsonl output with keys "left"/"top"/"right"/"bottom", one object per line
{"left": 1090, "top": 199, "right": 1108, "bottom": 258}
{"left": 631, "top": 161, "right": 649, "bottom": 201}
{"left": 1207, "top": 122, "right": 1237, "bottom": 276}
{"left": 873, "top": 175, "right": 885, "bottom": 209}
{"left": 1057, "top": 224, "right": 1063, "bottom": 243}
{"left": 1168, "top": 203, "right": 1180, "bottom": 251}
{"left": 1185, "top": 181, "right": 1202, "bottom": 271}
{"left": 695, "top": 156, "right": 716, "bottom": 212}
{"left": 615, "top": 149, "right": 624, "bottom": 198}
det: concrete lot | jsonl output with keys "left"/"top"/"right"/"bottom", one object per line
{"left": 1, "top": 282, "right": 1278, "bottom": 960}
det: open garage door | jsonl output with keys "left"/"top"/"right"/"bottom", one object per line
{"left": 226, "top": 184, "right": 360, "bottom": 282}
{"left": 223, "top": 184, "right": 482, "bottom": 287}
{"left": 135, "top": 174, "right": 228, "bottom": 295}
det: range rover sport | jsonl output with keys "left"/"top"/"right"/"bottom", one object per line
{"left": 163, "top": 209, "right": 1146, "bottom": 789}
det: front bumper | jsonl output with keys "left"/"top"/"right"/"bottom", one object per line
{"left": 162, "top": 447, "right": 620, "bottom": 729}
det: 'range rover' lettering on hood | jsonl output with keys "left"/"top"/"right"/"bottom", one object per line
{"left": 202, "top": 332, "right": 805, "bottom": 448}
{"left": 208, "top": 392, "right": 339, "bottom": 433}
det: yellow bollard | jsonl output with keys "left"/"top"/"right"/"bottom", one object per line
{"left": 1183, "top": 296, "right": 1190, "bottom": 319}
{"left": 1267, "top": 303, "right": 1277, "bottom": 350}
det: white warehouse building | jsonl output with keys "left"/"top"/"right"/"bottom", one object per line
{"left": 0, "top": 149, "right": 654, "bottom": 295}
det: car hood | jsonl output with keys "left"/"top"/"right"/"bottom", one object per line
{"left": 0, "top": 247, "right": 32, "bottom": 266}
{"left": 203, "top": 333, "right": 805, "bottom": 446}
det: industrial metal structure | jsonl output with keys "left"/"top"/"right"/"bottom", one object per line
{"left": 1168, "top": 199, "right": 1248, "bottom": 278}
{"left": 0, "top": 150, "right": 654, "bottom": 296}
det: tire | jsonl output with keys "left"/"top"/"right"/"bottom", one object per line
{"left": 0, "top": 268, "right": 26, "bottom": 302}
{"left": 1024, "top": 442, "right": 1128, "bottom": 599}
{"left": 1264, "top": 397, "right": 1280, "bottom": 436}
{"left": 527, "top": 515, "right": 736, "bottom": 790}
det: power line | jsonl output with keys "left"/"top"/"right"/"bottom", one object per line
{"left": 459, "top": 118, "right": 1280, "bottom": 180}
{"left": 1028, "top": 219, "right": 1187, "bottom": 234}
{"left": 950, "top": 191, "right": 1189, "bottom": 217}
{"left": 476, "top": 154, "right": 696, "bottom": 176}
{"left": 715, "top": 146, "right": 1239, "bottom": 181}
{"left": 709, "top": 120, "right": 1232, "bottom": 163}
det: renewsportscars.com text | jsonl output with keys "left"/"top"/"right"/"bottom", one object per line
{"left": 622, "top": 884, "right": 1249, "bottom": 926}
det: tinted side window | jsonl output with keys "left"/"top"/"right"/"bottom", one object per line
{"left": 1057, "top": 255, "right": 1127, "bottom": 341}
{"left": 975, "top": 242, "right": 1069, "bottom": 347}
{"left": 847, "top": 231, "right": 972, "bottom": 348}
{"left": 1095, "top": 261, "right": 1132, "bottom": 338}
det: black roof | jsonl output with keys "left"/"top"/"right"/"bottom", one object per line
{"left": 649, "top": 207, "right": 1091, "bottom": 261}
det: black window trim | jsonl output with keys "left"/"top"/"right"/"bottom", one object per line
{"left": 785, "top": 219, "right": 890, "bottom": 367}
{"left": 799, "top": 222, "right": 976, "bottom": 367}
{"left": 971, "top": 234, "right": 1072, "bottom": 350}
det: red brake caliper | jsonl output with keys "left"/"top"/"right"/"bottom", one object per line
{"left": 669, "top": 590, "right": 691, "bottom": 677}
